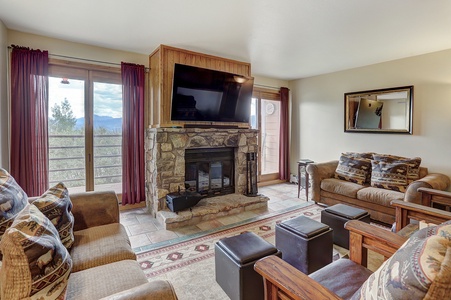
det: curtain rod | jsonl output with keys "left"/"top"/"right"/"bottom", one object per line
{"left": 8, "top": 45, "right": 149, "bottom": 71}
{"left": 50, "top": 53, "right": 150, "bottom": 72}
{"left": 253, "top": 83, "right": 282, "bottom": 91}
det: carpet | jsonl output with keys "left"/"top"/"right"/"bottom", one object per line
{"left": 137, "top": 203, "right": 342, "bottom": 299}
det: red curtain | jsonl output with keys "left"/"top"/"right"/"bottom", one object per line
{"left": 10, "top": 46, "right": 49, "bottom": 196}
{"left": 279, "top": 87, "right": 290, "bottom": 181}
{"left": 121, "top": 62, "right": 145, "bottom": 205}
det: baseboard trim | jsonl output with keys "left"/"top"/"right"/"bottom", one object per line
{"left": 258, "top": 179, "right": 288, "bottom": 187}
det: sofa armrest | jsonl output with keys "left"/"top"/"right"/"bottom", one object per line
{"left": 418, "top": 187, "right": 451, "bottom": 208}
{"left": 404, "top": 173, "right": 451, "bottom": 204}
{"left": 345, "top": 220, "right": 407, "bottom": 266}
{"left": 254, "top": 255, "right": 342, "bottom": 300}
{"left": 391, "top": 199, "right": 451, "bottom": 232}
{"left": 99, "top": 280, "right": 178, "bottom": 300}
{"left": 71, "top": 191, "right": 120, "bottom": 231}
{"left": 307, "top": 160, "right": 339, "bottom": 202}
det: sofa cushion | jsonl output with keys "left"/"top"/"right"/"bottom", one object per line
{"left": 373, "top": 154, "right": 422, "bottom": 184}
{"left": 357, "top": 187, "right": 404, "bottom": 206}
{"left": 355, "top": 220, "right": 451, "bottom": 299}
{"left": 335, "top": 154, "right": 372, "bottom": 185}
{"left": 0, "top": 168, "right": 28, "bottom": 257}
{"left": 0, "top": 204, "right": 72, "bottom": 300}
{"left": 321, "top": 178, "right": 365, "bottom": 198}
{"left": 370, "top": 160, "right": 409, "bottom": 192}
{"left": 310, "top": 258, "right": 372, "bottom": 300}
{"left": 31, "top": 182, "right": 75, "bottom": 249}
{"left": 71, "top": 222, "right": 136, "bottom": 272}
{"left": 66, "top": 259, "right": 147, "bottom": 300}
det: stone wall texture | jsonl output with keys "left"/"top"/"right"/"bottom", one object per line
{"left": 145, "top": 127, "right": 258, "bottom": 216}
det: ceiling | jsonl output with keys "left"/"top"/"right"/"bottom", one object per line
{"left": 1, "top": 1, "right": 451, "bottom": 80}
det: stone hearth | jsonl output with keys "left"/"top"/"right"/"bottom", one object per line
{"left": 158, "top": 193, "right": 269, "bottom": 229}
{"left": 145, "top": 127, "right": 259, "bottom": 218}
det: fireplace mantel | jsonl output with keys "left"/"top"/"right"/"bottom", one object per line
{"left": 145, "top": 127, "right": 258, "bottom": 217}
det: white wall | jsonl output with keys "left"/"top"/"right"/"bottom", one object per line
{"left": 290, "top": 49, "right": 451, "bottom": 188}
{"left": 0, "top": 21, "right": 8, "bottom": 170}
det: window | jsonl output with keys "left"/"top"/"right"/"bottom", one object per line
{"left": 48, "top": 62, "right": 122, "bottom": 195}
{"left": 251, "top": 88, "right": 281, "bottom": 183}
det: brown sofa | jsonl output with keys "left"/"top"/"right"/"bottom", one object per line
{"left": 307, "top": 160, "right": 450, "bottom": 224}
{"left": 50, "top": 191, "right": 178, "bottom": 300}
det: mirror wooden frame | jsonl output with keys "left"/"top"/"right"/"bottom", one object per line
{"left": 344, "top": 86, "right": 413, "bottom": 134}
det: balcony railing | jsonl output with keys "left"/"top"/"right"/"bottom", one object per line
{"left": 48, "top": 134, "right": 122, "bottom": 191}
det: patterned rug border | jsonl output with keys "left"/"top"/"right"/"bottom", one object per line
{"left": 134, "top": 201, "right": 314, "bottom": 253}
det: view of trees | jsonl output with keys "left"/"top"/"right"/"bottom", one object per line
{"left": 49, "top": 98, "right": 78, "bottom": 134}
{"left": 48, "top": 99, "right": 122, "bottom": 190}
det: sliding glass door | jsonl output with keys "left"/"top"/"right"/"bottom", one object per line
{"left": 251, "top": 89, "right": 281, "bottom": 183}
{"left": 48, "top": 64, "right": 123, "bottom": 194}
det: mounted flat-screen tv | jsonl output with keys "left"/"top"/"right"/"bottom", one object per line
{"left": 170, "top": 63, "right": 254, "bottom": 123}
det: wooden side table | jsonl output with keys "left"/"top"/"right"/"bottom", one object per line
{"left": 298, "top": 159, "right": 314, "bottom": 200}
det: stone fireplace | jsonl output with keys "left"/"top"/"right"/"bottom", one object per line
{"left": 145, "top": 127, "right": 258, "bottom": 217}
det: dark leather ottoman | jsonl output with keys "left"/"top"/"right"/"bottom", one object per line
{"left": 275, "top": 215, "right": 333, "bottom": 274}
{"left": 215, "top": 232, "right": 281, "bottom": 300}
{"left": 321, "top": 204, "right": 371, "bottom": 249}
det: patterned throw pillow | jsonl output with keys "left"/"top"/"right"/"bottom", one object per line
{"left": 335, "top": 154, "right": 372, "bottom": 185}
{"left": 0, "top": 168, "right": 28, "bottom": 259}
{"left": 344, "top": 152, "right": 375, "bottom": 160}
{"left": 356, "top": 220, "right": 451, "bottom": 299}
{"left": 372, "top": 154, "right": 422, "bottom": 184}
{"left": 370, "top": 160, "right": 408, "bottom": 192}
{"left": 0, "top": 204, "right": 72, "bottom": 300}
{"left": 32, "top": 182, "right": 75, "bottom": 249}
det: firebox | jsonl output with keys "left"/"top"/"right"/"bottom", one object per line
{"left": 185, "top": 147, "right": 235, "bottom": 196}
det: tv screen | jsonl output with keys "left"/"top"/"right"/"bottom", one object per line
{"left": 171, "top": 63, "right": 254, "bottom": 123}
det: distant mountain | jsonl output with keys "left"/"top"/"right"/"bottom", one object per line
{"left": 76, "top": 115, "right": 122, "bottom": 132}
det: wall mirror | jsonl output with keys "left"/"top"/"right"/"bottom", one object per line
{"left": 344, "top": 86, "right": 413, "bottom": 134}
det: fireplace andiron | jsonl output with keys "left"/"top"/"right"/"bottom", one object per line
{"left": 246, "top": 152, "right": 258, "bottom": 196}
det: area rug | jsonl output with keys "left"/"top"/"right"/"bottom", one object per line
{"left": 137, "top": 203, "right": 338, "bottom": 299}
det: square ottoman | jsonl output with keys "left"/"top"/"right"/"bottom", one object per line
{"left": 215, "top": 231, "right": 281, "bottom": 300}
{"left": 321, "top": 204, "right": 371, "bottom": 249}
{"left": 275, "top": 215, "right": 333, "bottom": 274}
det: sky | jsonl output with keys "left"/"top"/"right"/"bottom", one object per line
{"left": 48, "top": 77, "right": 123, "bottom": 119}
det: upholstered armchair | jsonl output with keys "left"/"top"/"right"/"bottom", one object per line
{"left": 255, "top": 202, "right": 451, "bottom": 300}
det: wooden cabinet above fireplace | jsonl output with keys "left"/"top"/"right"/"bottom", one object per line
{"left": 149, "top": 45, "right": 252, "bottom": 128}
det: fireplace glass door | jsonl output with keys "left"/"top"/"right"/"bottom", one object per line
{"left": 185, "top": 148, "right": 234, "bottom": 196}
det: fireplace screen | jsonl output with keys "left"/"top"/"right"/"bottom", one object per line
{"left": 185, "top": 147, "right": 234, "bottom": 196}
